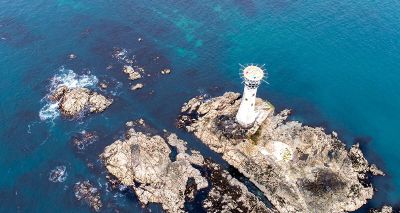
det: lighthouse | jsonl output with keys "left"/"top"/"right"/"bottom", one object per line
{"left": 236, "top": 65, "right": 266, "bottom": 128}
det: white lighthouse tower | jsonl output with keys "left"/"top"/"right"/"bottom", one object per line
{"left": 236, "top": 64, "right": 266, "bottom": 128}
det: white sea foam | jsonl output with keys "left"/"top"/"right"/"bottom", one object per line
{"left": 39, "top": 101, "right": 60, "bottom": 121}
{"left": 49, "top": 67, "right": 98, "bottom": 91}
{"left": 39, "top": 67, "right": 98, "bottom": 121}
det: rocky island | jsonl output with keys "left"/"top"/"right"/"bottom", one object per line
{"left": 177, "top": 92, "right": 385, "bottom": 213}
{"left": 49, "top": 85, "right": 113, "bottom": 118}
{"left": 99, "top": 64, "right": 389, "bottom": 212}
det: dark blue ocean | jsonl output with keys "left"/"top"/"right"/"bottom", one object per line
{"left": 0, "top": 0, "right": 399, "bottom": 212}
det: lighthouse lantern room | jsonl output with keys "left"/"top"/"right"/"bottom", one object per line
{"left": 236, "top": 64, "right": 266, "bottom": 128}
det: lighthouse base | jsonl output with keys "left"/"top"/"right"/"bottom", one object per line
{"left": 236, "top": 113, "right": 257, "bottom": 129}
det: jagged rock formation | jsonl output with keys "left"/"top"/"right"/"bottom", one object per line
{"left": 74, "top": 181, "right": 102, "bottom": 212}
{"left": 203, "top": 159, "right": 277, "bottom": 213}
{"left": 101, "top": 120, "right": 277, "bottom": 212}
{"left": 101, "top": 122, "right": 208, "bottom": 212}
{"left": 178, "top": 92, "right": 384, "bottom": 213}
{"left": 50, "top": 86, "right": 112, "bottom": 117}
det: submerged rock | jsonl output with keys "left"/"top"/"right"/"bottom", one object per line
{"left": 178, "top": 92, "right": 382, "bottom": 213}
{"left": 74, "top": 181, "right": 102, "bottom": 212}
{"left": 49, "top": 166, "right": 67, "bottom": 183}
{"left": 49, "top": 86, "right": 112, "bottom": 118}
{"left": 71, "top": 131, "right": 98, "bottom": 151}
{"left": 99, "top": 82, "right": 108, "bottom": 89}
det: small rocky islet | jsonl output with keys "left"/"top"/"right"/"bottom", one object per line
{"left": 49, "top": 85, "right": 113, "bottom": 118}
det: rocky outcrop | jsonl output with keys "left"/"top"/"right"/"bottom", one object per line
{"left": 161, "top": 68, "right": 171, "bottom": 75}
{"left": 50, "top": 86, "right": 112, "bottom": 117}
{"left": 123, "top": 65, "right": 141, "bottom": 80}
{"left": 74, "top": 181, "right": 102, "bottom": 212}
{"left": 178, "top": 92, "right": 384, "bottom": 213}
{"left": 101, "top": 122, "right": 208, "bottom": 212}
{"left": 101, "top": 120, "right": 278, "bottom": 212}
{"left": 88, "top": 93, "right": 112, "bottom": 113}
{"left": 131, "top": 83, "right": 144, "bottom": 91}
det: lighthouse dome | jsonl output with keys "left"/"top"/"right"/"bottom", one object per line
{"left": 243, "top": 65, "right": 264, "bottom": 81}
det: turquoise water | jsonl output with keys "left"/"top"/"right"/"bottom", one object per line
{"left": 0, "top": 0, "right": 399, "bottom": 211}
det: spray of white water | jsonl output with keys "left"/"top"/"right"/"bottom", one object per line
{"left": 39, "top": 67, "right": 98, "bottom": 121}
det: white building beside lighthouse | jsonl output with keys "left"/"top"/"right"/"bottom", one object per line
{"left": 236, "top": 65, "right": 266, "bottom": 128}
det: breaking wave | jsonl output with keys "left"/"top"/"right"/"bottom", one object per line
{"left": 39, "top": 67, "right": 98, "bottom": 121}
{"left": 49, "top": 165, "right": 68, "bottom": 183}
{"left": 49, "top": 67, "right": 98, "bottom": 91}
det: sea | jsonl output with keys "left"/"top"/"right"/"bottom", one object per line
{"left": 0, "top": 0, "right": 399, "bottom": 212}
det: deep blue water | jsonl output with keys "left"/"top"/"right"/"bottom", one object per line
{"left": 0, "top": 0, "right": 399, "bottom": 212}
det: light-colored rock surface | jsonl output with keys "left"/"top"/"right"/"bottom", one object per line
{"left": 178, "top": 92, "right": 382, "bottom": 213}
{"left": 369, "top": 164, "right": 386, "bottom": 176}
{"left": 88, "top": 92, "right": 113, "bottom": 113}
{"left": 50, "top": 86, "right": 112, "bottom": 117}
{"left": 123, "top": 65, "right": 141, "bottom": 80}
{"left": 59, "top": 88, "right": 91, "bottom": 117}
{"left": 101, "top": 128, "right": 208, "bottom": 212}
{"left": 131, "top": 83, "right": 144, "bottom": 91}
{"left": 161, "top": 68, "right": 171, "bottom": 75}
